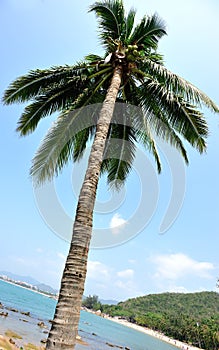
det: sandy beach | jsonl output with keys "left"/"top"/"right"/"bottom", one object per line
{"left": 106, "top": 315, "right": 204, "bottom": 350}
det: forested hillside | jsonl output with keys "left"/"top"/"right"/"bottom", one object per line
{"left": 102, "top": 292, "right": 219, "bottom": 350}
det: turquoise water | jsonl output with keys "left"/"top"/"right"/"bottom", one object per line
{"left": 0, "top": 279, "right": 178, "bottom": 349}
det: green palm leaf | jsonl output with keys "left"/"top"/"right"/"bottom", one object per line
{"left": 16, "top": 78, "right": 89, "bottom": 135}
{"left": 89, "top": 0, "right": 125, "bottom": 49}
{"left": 138, "top": 80, "right": 208, "bottom": 153}
{"left": 123, "top": 8, "right": 136, "bottom": 43}
{"left": 84, "top": 54, "right": 103, "bottom": 63}
{"left": 30, "top": 104, "right": 102, "bottom": 184}
{"left": 101, "top": 122, "right": 136, "bottom": 187}
{"left": 2, "top": 63, "right": 89, "bottom": 105}
{"left": 73, "top": 128, "right": 94, "bottom": 162}
{"left": 143, "top": 59, "right": 219, "bottom": 112}
{"left": 128, "top": 13, "right": 166, "bottom": 48}
{"left": 136, "top": 108, "right": 189, "bottom": 166}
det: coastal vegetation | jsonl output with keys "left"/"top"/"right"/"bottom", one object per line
{"left": 82, "top": 295, "right": 103, "bottom": 311}
{"left": 3, "top": 0, "right": 219, "bottom": 348}
{"left": 100, "top": 292, "right": 219, "bottom": 350}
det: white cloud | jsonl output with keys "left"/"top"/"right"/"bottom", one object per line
{"left": 150, "top": 253, "right": 214, "bottom": 281}
{"left": 84, "top": 261, "right": 141, "bottom": 300}
{"left": 167, "top": 285, "right": 211, "bottom": 294}
{"left": 87, "top": 261, "right": 110, "bottom": 281}
{"left": 167, "top": 285, "right": 189, "bottom": 293}
{"left": 115, "top": 280, "right": 132, "bottom": 290}
{"left": 114, "top": 279, "right": 143, "bottom": 300}
{"left": 117, "top": 269, "right": 134, "bottom": 279}
{"left": 110, "top": 213, "right": 127, "bottom": 234}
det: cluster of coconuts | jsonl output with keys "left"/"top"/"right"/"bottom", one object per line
{"left": 125, "top": 44, "right": 139, "bottom": 60}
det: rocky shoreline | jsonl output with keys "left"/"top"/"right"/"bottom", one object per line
{"left": 0, "top": 302, "right": 128, "bottom": 349}
{"left": 0, "top": 301, "right": 205, "bottom": 350}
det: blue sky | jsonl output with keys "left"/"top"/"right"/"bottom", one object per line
{"left": 0, "top": 0, "right": 219, "bottom": 301}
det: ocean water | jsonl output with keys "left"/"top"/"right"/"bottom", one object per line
{"left": 0, "top": 280, "right": 178, "bottom": 350}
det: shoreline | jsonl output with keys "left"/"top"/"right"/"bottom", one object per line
{"left": 0, "top": 308, "right": 205, "bottom": 350}
{"left": 105, "top": 315, "right": 204, "bottom": 350}
{"left": 0, "top": 278, "right": 57, "bottom": 300}
{"left": 0, "top": 280, "right": 203, "bottom": 350}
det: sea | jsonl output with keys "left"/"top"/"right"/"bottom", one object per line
{"left": 0, "top": 279, "right": 178, "bottom": 350}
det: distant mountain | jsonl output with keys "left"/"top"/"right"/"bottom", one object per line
{"left": 36, "top": 283, "right": 58, "bottom": 294}
{"left": 0, "top": 271, "right": 40, "bottom": 285}
{"left": 116, "top": 291, "right": 219, "bottom": 318}
{"left": 0, "top": 271, "right": 58, "bottom": 295}
{"left": 102, "top": 291, "right": 219, "bottom": 350}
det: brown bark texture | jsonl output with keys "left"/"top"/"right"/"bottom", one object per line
{"left": 46, "top": 65, "right": 122, "bottom": 349}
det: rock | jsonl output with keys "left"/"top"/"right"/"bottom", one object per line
{"left": 92, "top": 332, "right": 97, "bottom": 336}
{"left": 0, "top": 302, "right": 3, "bottom": 309}
{"left": 0, "top": 312, "right": 8, "bottom": 317}
{"left": 40, "top": 339, "right": 47, "bottom": 344}
{"left": 7, "top": 307, "right": 18, "bottom": 313}
{"left": 9, "top": 338, "right": 15, "bottom": 345}
{"left": 105, "top": 342, "right": 125, "bottom": 348}
{"left": 37, "top": 321, "right": 46, "bottom": 328}
{"left": 19, "top": 318, "right": 28, "bottom": 322}
{"left": 95, "top": 309, "right": 102, "bottom": 315}
{"left": 125, "top": 347, "right": 131, "bottom": 350}
{"left": 21, "top": 311, "right": 30, "bottom": 316}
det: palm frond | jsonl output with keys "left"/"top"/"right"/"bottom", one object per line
{"left": 101, "top": 123, "right": 136, "bottom": 189}
{"left": 16, "top": 78, "right": 89, "bottom": 135}
{"left": 84, "top": 54, "right": 103, "bottom": 63}
{"left": 143, "top": 59, "right": 219, "bottom": 112}
{"left": 136, "top": 108, "right": 188, "bottom": 166}
{"left": 123, "top": 8, "right": 136, "bottom": 43}
{"left": 2, "top": 63, "right": 89, "bottom": 105}
{"left": 89, "top": 0, "right": 125, "bottom": 49}
{"left": 88, "top": 66, "right": 112, "bottom": 79}
{"left": 73, "top": 127, "right": 95, "bottom": 162}
{"left": 101, "top": 112, "right": 136, "bottom": 187}
{"left": 30, "top": 104, "right": 102, "bottom": 185}
{"left": 11, "top": 61, "right": 112, "bottom": 136}
{"left": 122, "top": 78, "right": 143, "bottom": 104}
{"left": 134, "top": 124, "right": 162, "bottom": 173}
{"left": 117, "top": 102, "right": 162, "bottom": 172}
{"left": 128, "top": 13, "right": 166, "bottom": 48}
{"left": 138, "top": 80, "right": 208, "bottom": 153}
{"left": 102, "top": 157, "right": 133, "bottom": 189}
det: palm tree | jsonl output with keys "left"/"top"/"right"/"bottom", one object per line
{"left": 2, "top": 0, "right": 218, "bottom": 348}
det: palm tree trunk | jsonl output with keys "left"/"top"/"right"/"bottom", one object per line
{"left": 46, "top": 65, "right": 123, "bottom": 349}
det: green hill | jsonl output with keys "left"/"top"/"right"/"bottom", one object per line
{"left": 102, "top": 292, "right": 219, "bottom": 349}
